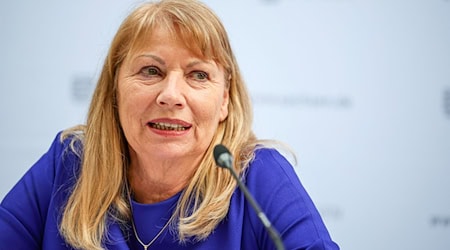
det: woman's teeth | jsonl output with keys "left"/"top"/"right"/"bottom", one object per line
{"left": 150, "top": 122, "right": 187, "bottom": 131}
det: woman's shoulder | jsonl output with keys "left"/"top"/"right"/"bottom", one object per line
{"left": 242, "top": 146, "right": 304, "bottom": 201}
{"left": 247, "top": 147, "right": 298, "bottom": 181}
{"left": 58, "top": 127, "right": 85, "bottom": 155}
{"left": 0, "top": 130, "right": 84, "bottom": 248}
{"left": 25, "top": 129, "right": 84, "bottom": 186}
{"left": 252, "top": 147, "right": 292, "bottom": 164}
{"left": 32, "top": 130, "right": 83, "bottom": 197}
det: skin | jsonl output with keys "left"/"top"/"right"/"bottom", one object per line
{"left": 117, "top": 28, "right": 229, "bottom": 204}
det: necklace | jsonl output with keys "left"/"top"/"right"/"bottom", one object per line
{"left": 126, "top": 183, "right": 175, "bottom": 250}
{"left": 130, "top": 214, "right": 171, "bottom": 250}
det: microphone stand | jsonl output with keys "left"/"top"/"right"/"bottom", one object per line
{"left": 214, "top": 144, "right": 285, "bottom": 250}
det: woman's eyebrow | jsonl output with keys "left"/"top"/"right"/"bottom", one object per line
{"left": 186, "top": 59, "right": 215, "bottom": 68}
{"left": 135, "top": 54, "right": 166, "bottom": 65}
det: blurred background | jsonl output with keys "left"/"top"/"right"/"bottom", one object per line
{"left": 1, "top": 0, "right": 449, "bottom": 249}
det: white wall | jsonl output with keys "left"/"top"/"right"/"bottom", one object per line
{"left": 1, "top": 0, "right": 449, "bottom": 249}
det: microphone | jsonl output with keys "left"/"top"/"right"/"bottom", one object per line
{"left": 213, "top": 144, "right": 285, "bottom": 250}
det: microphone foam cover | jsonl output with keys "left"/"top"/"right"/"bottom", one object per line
{"left": 213, "top": 144, "right": 230, "bottom": 167}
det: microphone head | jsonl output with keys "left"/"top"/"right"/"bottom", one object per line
{"left": 213, "top": 144, "right": 232, "bottom": 168}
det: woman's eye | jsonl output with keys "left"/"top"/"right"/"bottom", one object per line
{"left": 191, "top": 71, "right": 208, "bottom": 81}
{"left": 140, "top": 66, "right": 160, "bottom": 76}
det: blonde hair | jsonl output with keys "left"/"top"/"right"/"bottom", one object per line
{"left": 60, "top": 0, "right": 257, "bottom": 249}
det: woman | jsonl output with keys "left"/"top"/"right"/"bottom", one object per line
{"left": 0, "top": 0, "right": 339, "bottom": 249}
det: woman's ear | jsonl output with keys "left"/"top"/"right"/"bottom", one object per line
{"left": 219, "top": 88, "right": 229, "bottom": 122}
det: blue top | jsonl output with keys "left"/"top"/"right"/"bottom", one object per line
{"left": 0, "top": 133, "right": 339, "bottom": 249}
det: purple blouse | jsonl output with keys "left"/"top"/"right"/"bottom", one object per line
{"left": 0, "top": 133, "right": 339, "bottom": 249}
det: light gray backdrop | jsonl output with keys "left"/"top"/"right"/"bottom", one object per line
{"left": 1, "top": 0, "right": 449, "bottom": 249}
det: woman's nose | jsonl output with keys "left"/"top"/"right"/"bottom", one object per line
{"left": 156, "top": 73, "right": 186, "bottom": 109}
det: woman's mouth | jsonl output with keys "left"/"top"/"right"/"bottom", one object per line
{"left": 148, "top": 122, "right": 190, "bottom": 131}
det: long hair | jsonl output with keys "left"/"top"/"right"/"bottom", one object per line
{"left": 60, "top": 0, "right": 257, "bottom": 249}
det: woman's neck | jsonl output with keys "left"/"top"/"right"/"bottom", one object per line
{"left": 127, "top": 156, "right": 199, "bottom": 204}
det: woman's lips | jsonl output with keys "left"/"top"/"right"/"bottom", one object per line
{"left": 148, "top": 122, "right": 190, "bottom": 131}
{"left": 147, "top": 119, "right": 192, "bottom": 131}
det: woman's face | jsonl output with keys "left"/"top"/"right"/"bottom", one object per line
{"left": 117, "top": 28, "right": 229, "bottom": 165}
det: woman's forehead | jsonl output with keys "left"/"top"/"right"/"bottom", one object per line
{"left": 127, "top": 31, "right": 220, "bottom": 66}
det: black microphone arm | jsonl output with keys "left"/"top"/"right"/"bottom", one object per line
{"left": 213, "top": 144, "right": 285, "bottom": 250}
